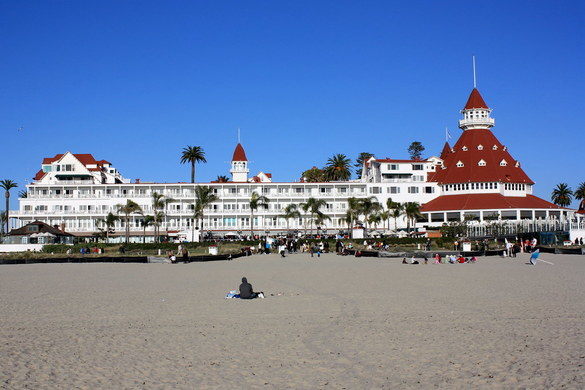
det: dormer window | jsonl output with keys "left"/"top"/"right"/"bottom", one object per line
{"left": 477, "top": 144, "right": 483, "bottom": 150}
{"left": 500, "top": 159, "right": 508, "bottom": 166}
{"left": 456, "top": 161, "right": 464, "bottom": 167}
{"left": 462, "top": 146, "right": 468, "bottom": 151}
{"left": 478, "top": 159, "right": 486, "bottom": 166}
{"left": 492, "top": 145, "right": 498, "bottom": 150}
{"left": 515, "top": 161, "right": 520, "bottom": 167}
{"left": 503, "top": 146, "right": 507, "bottom": 151}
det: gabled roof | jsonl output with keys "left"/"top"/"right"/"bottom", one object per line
{"left": 375, "top": 158, "right": 428, "bottom": 163}
{"left": 232, "top": 143, "right": 248, "bottom": 162}
{"left": 427, "top": 128, "right": 534, "bottom": 184}
{"left": 421, "top": 193, "right": 564, "bottom": 212}
{"left": 464, "top": 88, "right": 489, "bottom": 109}
{"left": 8, "top": 221, "right": 73, "bottom": 237}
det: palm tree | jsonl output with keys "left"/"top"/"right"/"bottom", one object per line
{"left": 403, "top": 202, "right": 422, "bottom": 233}
{"left": 358, "top": 196, "right": 382, "bottom": 236}
{"left": 1, "top": 180, "right": 17, "bottom": 235}
{"left": 140, "top": 215, "right": 155, "bottom": 243}
{"left": 345, "top": 197, "right": 361, "bottom": 237}
{"left": 314, "top": 211, "right": 331, "bottom": 234}
{"left": 300, "top": 197, "right": 327, "bottom": 236}
{"left": 551, "top": 183, "right": 573, "bottom": 207}
{"left": 151, "top": 192, "right": 175, "bottom": 242}
{"left": 18, "top": 190, "right": 27, "bottom": 199}
{"left": 193, "top": 185, "right": 219, "bottom": 240}
{"left": 216, "top": 175, "right": 230, "bottom": 183}
{"left": 97, "top": 212, "right": 119, "bottom": 243}
{"left": 282, "top": 204, "right": 301, "bottom": 232}
{"left": 180, "top": 146, "right": 207, "bottom": 183}
{"left": 324, "top": 154, "right": 352, "bottom": 181}
{"left": 116, "top": 200, "right": 143, "bottom": 243}
{"left": 249, "top": 191, "right": 269, "bottom": 238}
{"left": 367, "top": 212, "right": 382, "bottom": 231}
{"left": 574, "top": 182, "right": 585, "bottom": 210}
{"left": 0, "top": 211, "right": 6, "bottom": 236}
{"left": 390, "top": 204, "right": 404, "bottom": 232}
{"left": 380, "top": 210, "right": 390, "bottom": 232}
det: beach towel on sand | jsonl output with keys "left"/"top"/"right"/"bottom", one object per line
{"left": 225, "top": 290, "right": 240, "bottom": 299}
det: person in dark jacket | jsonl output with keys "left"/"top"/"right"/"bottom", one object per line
{"left": 239, "top": 277, "right": 263, "bottom": 299}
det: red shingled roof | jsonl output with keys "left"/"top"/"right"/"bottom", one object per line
{"left": 439, "top": 142, "right": 451, "bottom": 159}
{"left": 232, "top": 143, "right": 248, "bottom": 161}
{"left": 376, "top": 158, "right": 428, "bottom": 163}
{"left": 427, "top": 128, "right": 534, "bottom": 185}
{"left": 33, "top": 170, "right": 46, "bottom": 181}
{"left": 421, "top": 193, "right": 564, "bottom": 212}
{"left": 464, "top": 88, "right": 489, "bottom": 109}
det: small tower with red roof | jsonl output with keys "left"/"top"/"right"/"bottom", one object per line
{"left": 458, "top": 88, "right": 495, "bottom": 130}
{"left": 230, "top": 143, "right": 249, "bottom": 182}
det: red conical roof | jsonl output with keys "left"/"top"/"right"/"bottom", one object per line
{"left": 464, "top": 88, "right": 489, "bottom": 109}
{"left": 232, "top": 143, "right": 248, "bottom": 161}
{"left": 427, "top": 128, "right": 534, "bottom": 185}
{"left": 440, "top": 142, "right": 452, "bottom": 159}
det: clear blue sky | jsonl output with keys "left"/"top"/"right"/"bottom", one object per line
{"left": 1, "top": 1, "right": 584, "bottom": 208}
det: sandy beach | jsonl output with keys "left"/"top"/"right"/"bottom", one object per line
{"left": 1, "top": 252, "right": 584, "bottom": 389}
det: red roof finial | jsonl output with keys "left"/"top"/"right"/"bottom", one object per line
{"left": 464, "top": 88, "right": 489, "bottom": 109}
{"left": 232, "top": 143, "right": 248, "bottom": 162}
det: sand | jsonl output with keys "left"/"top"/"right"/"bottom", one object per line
{"left": 1, "top": 252, "right": 584, "bottom": 389}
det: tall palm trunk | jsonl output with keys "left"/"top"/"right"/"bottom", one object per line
{"left": 191, "top": 161, "right": 195, "bottom": 183}
{"left": 4, "top": 192, "right": 9, "bottom": 234}
{"left": 250, "top": 210, "right": 255, "bottom": 238}
{"left": 125, "top": 214, "right": 130, "bottom": 243}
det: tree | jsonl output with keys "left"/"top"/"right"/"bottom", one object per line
{"left": 390, "top": 204, "right": 404, "bottom": 232}
{"left": 367, "top": 212, "right": 382, "bottom": 231}
{"left": 0, "top": 211, "right": 6, "bottom": 236}
{"left": 140, "top": 215, "right": 155, "bottom": 243}
{"left": 97, "top": 212, "right": 119, "bottom": 243}
{"left": 193, "top": 185, "right": 219, "bottom": 240}
{"left": 300, "top": 197, "right": 327, "bottom": 236}
{"left": 345, "top": 197, "right": 361, "bottom": 237}
{"left": 403, "top": 202, "right": 422, "bottom": 233}
{"left": 180, "top": 146, "right": 207, "bottom": 183}
{"left": 551, "top": 183, "right": 573, "bottom": 207}
{"left": 574, "top": 182, "right": 585, "bottom": 211}
{"left": 355, "top": 152, "right": 374, "bottom": 179}
{"left": 380, "top": 210, "right": 390, "bottom": 231}
{"left": 302, "top": 167, "right": 326, "bottom": 182}
{"left": 216, "top": 175, "right": 230, "bottom": 183}
{"left": 249, "top": 191, "right": 269, "bottom": 238}
{"left": 1, "top": 180, "right": 17, "bottom": 235}
{"left": 324, "top": 154, "right": 352, "bottom": 181}
{"left": 282, "top": 204, "right": 301, "bottom": 232}
{"left": 314, "top": 211, "right": 331, "bottom": 234}
{"left": 407, "top": 141, "right": 425, "bottom": 160}
{"left": 358, "top": 197, "right": 382, "bottom": 236}
{"left": 151, "top": 192, "right": 175, "bottom": 242}
{"left": 116, "top": 200, "right": 143, "bottom": 243}
{"left": 18, "top": 190, "right": 27, "bottom": 199}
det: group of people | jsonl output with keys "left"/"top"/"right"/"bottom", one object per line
{"left": 166, "top": 244, "right": 189, "bottom": 263}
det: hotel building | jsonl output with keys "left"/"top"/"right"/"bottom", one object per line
{"left": 12, "top": 88, "right": 569, "bottom": 241}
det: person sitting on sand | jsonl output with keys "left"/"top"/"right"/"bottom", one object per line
{"left": 239, "top": 277, "right": 264, "bottom": 299}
